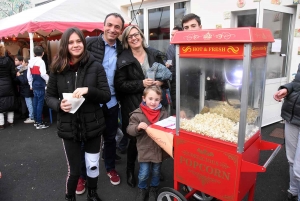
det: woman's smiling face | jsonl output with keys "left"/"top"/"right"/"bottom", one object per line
{"left": 68, "top": 32, "right": 84, "bottom": 60}
{"left": 127, "top": 28, "right": 143, "bottom": 49}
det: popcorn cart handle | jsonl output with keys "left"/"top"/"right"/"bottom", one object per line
{"left": 241, "top": 140, "right": 281, "bottom": 173}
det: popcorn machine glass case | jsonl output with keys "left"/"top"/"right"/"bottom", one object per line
{"left": 171, "top": 28, "right": 282, "bottom": 201}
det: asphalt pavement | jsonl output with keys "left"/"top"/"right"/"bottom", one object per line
{"left": 0, "top": 112, "right": 290, "bottom": 201}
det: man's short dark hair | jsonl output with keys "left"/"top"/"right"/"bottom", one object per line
{"left": 34, "top": 46, "right": 44, "bottom": 56}
{"left": 181, "top": 13, "right": 201, "bottom": 28}
{"left": 173, "top": 25, "right": 183, "bottom": 31}
{"left": 104, "top": 13, "right": 125, "bottom": 29}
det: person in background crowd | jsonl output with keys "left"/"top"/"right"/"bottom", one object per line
{"left": 14, "top": 55, "right": 26, "bottom": 118}
{"left": 273, "top": 64, "right": 300, "bottom": 201}
{"left": 5, "top": 50, "right": 14, "bottom": 64}
{"left": 114, "top": 25, "right": 166, "bottom": 188}
{"left": 85, "top": 13, "right": 124, "bottom": 187}
{"left": 14, "top": 55, "right": 23, "bottom": 72}
{"left": 0, "top": 44, "right": 16, "bottom": 129}
{"left": 127, "top": 86, "right": 168, "bottom": 201}
{"left": 27, "top": 46, "right": 49, "bottom": 129}
{"left": 45, "top": 27, "right": 111, "bottom": 201}
{"left": 15, "top": 57, "right": 34, "bottom": 123}
{"left": 164, "top": 25, "right": 182, "bottom": 115}
{"left": 165, "top": 25, "right": 182, "bottom": 69}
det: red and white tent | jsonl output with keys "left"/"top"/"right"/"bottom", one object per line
{"left": 0, "top": 0, "right": 131, "bottom": 57}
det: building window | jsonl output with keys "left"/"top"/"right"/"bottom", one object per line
{"left": 131, "top": 9, "right": 144, "bottom": 32}
{"left": 174, "top": 2, "right": 187, "bottom": 27}
{"left": 148, "top": 6, "right": 170, "bottom": 53}
{"left": 128, "top": 1, "right": 189, "bottom": 53}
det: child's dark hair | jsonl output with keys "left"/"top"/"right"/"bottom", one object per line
{"left": 15, "top": 55, "right": 23, "bottom": 62}
{"left": 143, "top": 85, "right": 162, "bottom": 98}
{"left": 34, "top": 46, "right": 44, "bottom": 56}
{"left": 23, "top": 57, "right": 29, "bottom": 63}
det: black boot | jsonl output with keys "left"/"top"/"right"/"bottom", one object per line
{"left": 65, "top": 194, "right": 76, "bottom": 201}
{"left": 126, "top": 138, "right": 137, "bottom": 188}
{"left": 126, "top": 169, "right": 136, "bottom": 188}
{"left": 87, "top": 188, "right": 102, "bottom": 201}
{"left": 148, "top": 186, "right": 158, "bottom": 201}
{"left": 135, "top": 188, "right": 147, "bottom": 201}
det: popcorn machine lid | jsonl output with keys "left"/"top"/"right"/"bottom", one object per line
{"left": 171, "top": 27, "right": 274, "bottom": 44}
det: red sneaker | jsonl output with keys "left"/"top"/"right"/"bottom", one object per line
{"left": 107, "top": 169, "right": 120, "bottom": 185}
{"left": 76, "top": 177, "right": 86, "bottom": 195}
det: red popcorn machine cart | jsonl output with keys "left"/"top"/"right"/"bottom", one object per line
{"left": 155, "top": 28, "right": 282, "bottom": 201}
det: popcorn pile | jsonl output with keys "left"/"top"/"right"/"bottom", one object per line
{"left": 209, "top": 101, "right": 258, "bottom": 123}
{"left": 180, "top": 112, "right": 258, "bottom": 143}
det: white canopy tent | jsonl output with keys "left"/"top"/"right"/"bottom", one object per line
{"left": 0, "top": 0, "right": 131, "bottom": 58}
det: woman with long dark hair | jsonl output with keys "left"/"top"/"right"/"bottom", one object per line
{"left": 45, "top": 27, "right": 110, "bottom": 201}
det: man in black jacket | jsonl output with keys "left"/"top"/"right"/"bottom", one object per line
{"left": 273, "top": 64, "right": 300, "bottom": 201}
{"left": 85, "top": 13, "right": 124, "bottom": 187}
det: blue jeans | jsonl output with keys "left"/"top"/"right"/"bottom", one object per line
{"left": 138, "top": 162, "right": 161, "bottom": 189}
{"left": 285, "top": 122, "right": 300, "bottom": 200}
{"left": 25, "top": 97, "right": 34, "bottom": 119}
{"left": 102, "top": 104, "right": 119, "bottom": 172}
{"left": 33, "top": 90, "right": 45, "bottom": 124}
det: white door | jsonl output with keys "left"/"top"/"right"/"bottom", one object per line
{"left": 260, "top": 5, "right": 295, "bottom": 127}
{"left": 232, "top": 5, "right": 295, "bottom": 127}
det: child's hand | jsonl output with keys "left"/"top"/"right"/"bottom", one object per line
{"left": 138, "top": 122, "right": 148, "bottom": 131}
{"left": 16, "top": 72, "right": 20, "bottom": 76}
{"left": 73, "top": 87, "right": 88, "bottom": 98}
{"left": 60, "top": 99, "right": 72, "bottom": 112}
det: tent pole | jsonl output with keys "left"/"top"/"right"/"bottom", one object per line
{"left": 29, "top": 33, "right": 34, "bottom": 59}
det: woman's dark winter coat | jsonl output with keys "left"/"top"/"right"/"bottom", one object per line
{"left": 0, "top": 56, "right": 16, "bottom": 113}
{"left": 115, "top": 47, "right": 165, "bottom": 134}
{"left": 280, "top": 64, "right": 300, "bottom": 126}
{"left": 45, "top": 53, "right": 111, "bottom": 141}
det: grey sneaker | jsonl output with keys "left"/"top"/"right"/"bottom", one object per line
{"left": 36, "top": 122, "right": 49, "bottom": 129}
{"left": 24, "top": 118, "right": 35, "bottom": 123}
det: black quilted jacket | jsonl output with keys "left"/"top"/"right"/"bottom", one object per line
{"left": 115, "top": 47, "right": 165, "bottom": 132}
{"left": 86, "top": 34, "right": 123, "bottom": 64}
{"left": 280, "top": 64, "right": 300, "bottom": 126}
{"left": 45, "top": 54, "right": 111, "bottom": 141}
